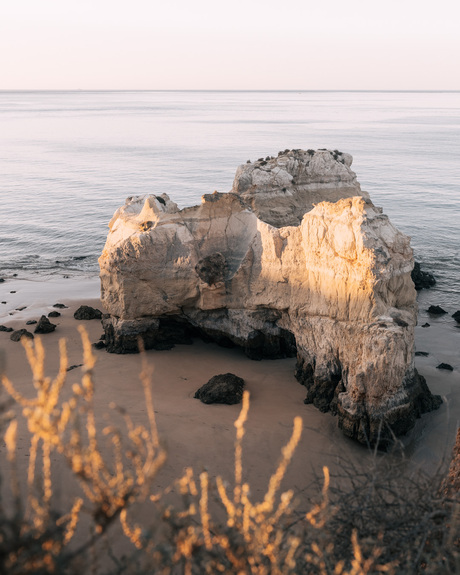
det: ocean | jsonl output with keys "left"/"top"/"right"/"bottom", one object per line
{"left": 0, "top": 90, "right": 459, "bottom": 310}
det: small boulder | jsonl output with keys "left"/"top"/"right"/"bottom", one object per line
{"left": 10, "top": 329, "right": 34, "bottom": 342}
{"left": 0, "top": 278, "right": 4, "bottom": 283}
{"left": 452, "top": 310, "right": 460, "bottom": 323}
{"left": 34, "top": 315, "right": 57, "bottom": 334}
{"left": 421, "top": 323, "right": 430, "bottom": 328}
{"left": 0, "top": 325, "right": 13, "bottom": 332}
{"left": 26, "top": 320, "right": 37, "bottom": 325}
{"left": 48, "top": 311, "right": 61, "bottom": 317}
{"left": 74, "top": 305, "right": 102, "bottom": 320}
{"left": 437, "top": 363, "right": 454, "bottom": 371}
{"left": 415, "top": 351, "right": 429, "bottom": 357}
{"left": 194, "top": 373, "right": 245, "bottom": 405}
{"left": 53, "top": 303, "right": 68, "bottom": 309}
{"left": 427, "top": 305, "right": 447, "bottom": 315}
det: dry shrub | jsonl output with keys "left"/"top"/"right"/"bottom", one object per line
{"left": 0, "top": 331, "right": 458, "bottom": 574}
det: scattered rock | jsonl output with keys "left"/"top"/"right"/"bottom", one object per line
{"left": 10, "top": 329, "right": 34, "bottom": 342}
{"left": 415, "top": 351, "right": 429, "bottom": 357}
{"left": 26, "top": 320, "right": 37, "bottom": 325}
{"left": 0, "top": 325, "right": 13, "bottom": 332}
{"left": 452, "top": 310, "right": 460, "bottom": 322}
{"left": 15, "top": 306, "right": 27, "bottom": 311}
{"left": 10, "top": 291, "right": 16, "bottom": 294}
{"left": 93, "top": 340, "right": 106, "bottom": 349}
{"left": 194, "top": 373, "right": 245, "bottom": 405}
{"left": 53, "top": 303, "right": 68, "bottom": 309}
{"left": 427, "top": 305, "right": 447, "bottom": 315}
{"left": 411, "top": 262, "right": 436, "bottom": 290}
{"left": 67, "top": 364, "right": 83, "bottom": 372}
{"left": 74, "top": 305, "right": 103, "bottom": 320}
{"left": 437, "top": 363, "right": 454, "bottom": 371}
{"left": 422, "top": 323, "right": 430, "bottom": 328}
{"left": 34, "top": 315, "right": 57, "bottom": 334}
{"left": 48, "top": 311, "right": 61, "bottom": 317}
{"left": 1, "top": 302, "right": 6, "bottom": 304}
{"left": 0, "top": 278, "right": 4, "bottom": 283}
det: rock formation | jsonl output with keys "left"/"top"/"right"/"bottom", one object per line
{"left": 99, "top": 149, "right": 441, "bottom": 447}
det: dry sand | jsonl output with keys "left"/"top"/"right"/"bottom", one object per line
{"left": 1, "top": 276, "right": 459, "bottom": 505}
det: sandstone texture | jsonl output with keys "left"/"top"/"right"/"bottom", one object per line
{"left": 99, "top": 149, "right": 441, "bottom": 447}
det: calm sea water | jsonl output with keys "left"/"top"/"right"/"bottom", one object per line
{"left": 0, "top": 91, "right": 459, "bottom": 309}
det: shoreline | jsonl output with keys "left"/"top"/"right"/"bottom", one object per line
{"left": 0, "top": 277, "right": 459, "bottom": 496}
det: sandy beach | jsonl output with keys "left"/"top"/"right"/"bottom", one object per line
{"left": 0, "top": 278, "right": 460, "bottom": 502}
{"left": 1, "top": 275, "right": 459, "bottom": 507}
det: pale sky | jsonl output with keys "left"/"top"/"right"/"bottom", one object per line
{"left": 1, "top": 0, "right": 459, "bottom": 90}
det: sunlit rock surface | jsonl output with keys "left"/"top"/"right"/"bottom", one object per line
{"left": 99, "top": 149, "right": 441, "bottom": 447}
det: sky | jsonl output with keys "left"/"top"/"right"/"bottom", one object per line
{"left": 1, "top": 0, "right": 459, "bottom": 90}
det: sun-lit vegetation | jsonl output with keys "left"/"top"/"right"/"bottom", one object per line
{"left": 1, "top": 331, "right": 459, "bottom": 574}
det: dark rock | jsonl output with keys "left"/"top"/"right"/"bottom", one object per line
{"left": 26, "top": 320, "right": 37, "bottom": 325}
{"left": 195, "top": 253, "right": 227, "bottom": 285}
{"left": 0, "top": 325, "right": 13, "bottom": 332}
{"left": 67, "top": 364, "right": 83, "bottom": 372}
{"left": 0, "top": 278, "right": 4, "bottom": 282}
{"left": 452, "top": 310, "right": 460, "bottom": 322}
{"left": 194, "top": 373, "right": 245, "bottom": 405}
{"left": 15, "top": 306, "right": 27, "bottom": 311}
{"left": 74, "top": 305, "right": 102, "bottom": 320}
{"left": 422, "top": 323, "right": 430, "bottom": 328}
{"left": 415, "top": 351, "right": 429, "bottom": 357}
{"left": 12, "top": 274, "right": 17, "bottom": 277}
{"left": 427, "top": 305, "right": 447, "bottom": 315}
{"left": 411, "top": 262, "right": 436, "bottom": 290}
{"left": 48, "top": 311, "right": 61, "bottom": 317}
{"left": 437, "top": 363, "right": 454, "bottom": 371}
{"left": 10, "top": 329, "right": 34, "bottom": 342}
{"left": 102, "top": 315, "right": 195, "bottom": 353}
{"left": 93, "top": 340, "right": 106, "bottom": 349}
{"left": 1, "top": 302, "right": 6, "bottom": 304}
{"left": 296, "top": 355, "right": 343, "bottom": 414}
{"left": 10, "top": 291, "right": 16, "bottom": 294}
{"left": 53, "top": 303, "right": 68, "bottom": 309}
{"left": 34, "top": 315, "right": 56, "bottom": 334}
{"left": 337, "top": 369, "right": 442, "bottom": 450}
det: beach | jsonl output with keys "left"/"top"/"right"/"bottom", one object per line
{"left": 1, "top": 275, "right": 459, "bottom": 501}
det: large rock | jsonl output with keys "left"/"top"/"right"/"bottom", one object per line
{"left": 34, "top": 315, "right": 56, "bottom": 334}
{"left": 99, "top": 150, "right": 441, "bottom": 447}
{"left": 74, "top": 305, "right": 102, "bottom": 320}
{"left": 195, "top": 373, "right": 245, "bottom": 405}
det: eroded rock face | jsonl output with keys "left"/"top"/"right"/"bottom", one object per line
{"left": 232, "top": 149, "right": 370, "bottom": 227}
{"left": 99, "top": 150, "right": 441, "bottom": 447}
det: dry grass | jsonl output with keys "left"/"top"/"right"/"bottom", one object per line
{"left": 0, "top": 330, "right": 458, "bottom": 574}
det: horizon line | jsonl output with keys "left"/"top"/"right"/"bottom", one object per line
{"left": 1, "top": 89, "right": 460, "bottom": 93}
